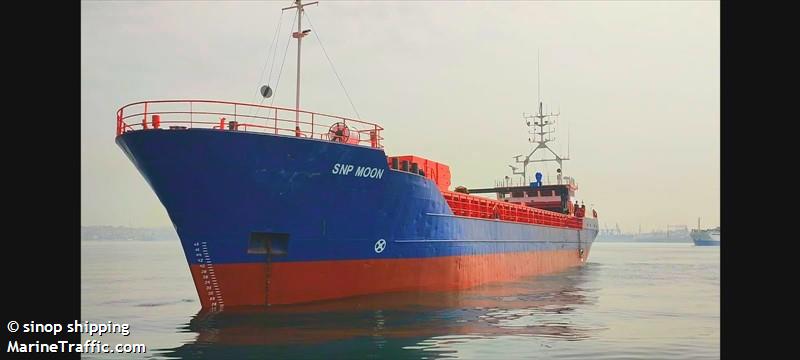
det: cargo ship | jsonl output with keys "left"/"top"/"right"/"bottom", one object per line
{"left": 691, "top": 218, "right": 720, "bottom": 246}
{"left": 115, "top": 1, "right": 598, "bottom": 310}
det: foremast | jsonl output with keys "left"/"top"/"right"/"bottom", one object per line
{"left": 282, "top": 0, "right": 318, "bottom": 136}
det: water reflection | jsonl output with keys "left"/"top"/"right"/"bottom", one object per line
{"left": 157, "top": 265, "right": 601, "bottom": 359}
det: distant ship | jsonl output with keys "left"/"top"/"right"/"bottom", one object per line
{"left": 691, "top": 227, "right": 720, "bottom": 246}
{"left": 691, "top": 218, "right": 720, "bottom": 246}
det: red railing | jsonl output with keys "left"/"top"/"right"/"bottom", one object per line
{"left": 442, "top": 191, "right": 583, "bottom": 229}
{"left": 116, "top": 100, "right": 384, "bottom": 148}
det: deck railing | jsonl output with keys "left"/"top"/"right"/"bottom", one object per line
{"left": 442, "top": 191, "right": 583, "bottom": 229}
{"left": 116, "top": 100, "right": 384, "bottom": 148}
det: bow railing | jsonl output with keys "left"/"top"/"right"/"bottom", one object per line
{"left": 116, "top": 100, "right": 384, "bottom": 148}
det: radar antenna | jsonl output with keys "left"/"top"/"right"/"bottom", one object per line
{"left": 508, "top": 54, "right": 569, "bottom": 183}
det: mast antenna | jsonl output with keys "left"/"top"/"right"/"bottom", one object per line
{"left": 282, "top": 0, "right": 318, "bottom": 137}
{"left": 509, "top": 53, "right": 567, "bottom": 183}
{"left": 537, "top": 50, "right": 541, "bottom": 104}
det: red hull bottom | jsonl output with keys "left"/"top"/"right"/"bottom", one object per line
{"left": 189, "top": 249, "right": 588, "bottom": 309}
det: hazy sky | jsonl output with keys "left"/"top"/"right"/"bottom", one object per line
{"left": 81, "top": 1, "right": 719, "bottom": 233}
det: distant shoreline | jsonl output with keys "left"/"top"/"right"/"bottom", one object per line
{"left": 595, "top": 237, "right": 692, "bottom": 243}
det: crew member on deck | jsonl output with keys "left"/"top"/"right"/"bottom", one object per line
{"left": 580, "top": 202, "right": 586, "bottom": 218}
{"left": 574, "top": 201, "right": 579, "bottom": 215}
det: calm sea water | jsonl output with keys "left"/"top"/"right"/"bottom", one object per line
{"left": 81, "top": 241, "right": 719, "bottom": 359}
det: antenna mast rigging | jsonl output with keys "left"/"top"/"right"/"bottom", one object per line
{"left": 509, "top": 54, "right": 568, "bottom": 183}
{"left": 282, "top": 0, "right": 318, "bottom": 136}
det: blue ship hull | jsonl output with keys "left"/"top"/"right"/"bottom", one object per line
{"left": 117, "top": 129, "right": 598, "bottom": 308}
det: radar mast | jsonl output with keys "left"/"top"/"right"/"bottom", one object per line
{"left": 509, "top": 54, "right": 569, "bottom": 184}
